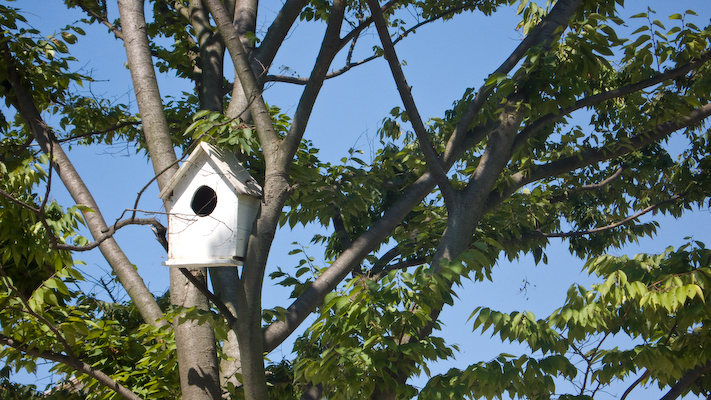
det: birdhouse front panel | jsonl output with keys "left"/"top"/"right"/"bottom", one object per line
{"left": 159, "top": 143, "right": 262, "bottom": 267}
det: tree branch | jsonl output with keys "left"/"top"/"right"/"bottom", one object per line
{"left": 56, "top": 217, "right": 167, "bottom": 252}
{"left": 580, "top": 332, "right": 609, "bottom": 395}
{"left": 130, "top": 155, "right": 182, "bottom": 220}
{"left": 659, "top": 361, "right": 711, "bottom": 400}
{"left": 367, "top": 0, "right": 454, "bottom": 200}
{"left": 57, "top": 121, "right": 142, "bottom": 144}
{"left": 369, "top": 243, "right": 427, "bottom": 277}
{"left": 263, "top": 0, "right": 585, "bottom": 352}
{"left": 1, "top": 170, "right": 170, "bottom": 254}
{"left": 265, "top": 1, "right": 483, "bottom": 85}
{"left": 575, "top": 166, "right": 625, "bottom": 192}
{"left": 259, "top": 0, "right": 399, "bottom": 86}
{"left": 266, "top": 54, "right": 378, "bottom": 84}
{"left": 0, "top": 188, "right": 41, "bottom": 214}
{"left": 205, "top": 0, "right": 280, "bottom": 151}
{"left": 178, "top": 267, "right": 237, "bottom": 329}
{"left": 0, "top": 334, "right": 143, "bottom": 400}
{"left": 0, "top": 265, "right": 76, "bottom": 357}
{"left": 459, "top": 101, "right": 525, "bottom": 225}
{"left": 443, "top": 0, "right": 583, "bottom": 161}
{"left": 72, "top": 0, "right": 123, "bottom": 40}
{"left": 371, "top": 244, "right": 404, "bottom": 273}
{"left": 379, "top": 258, "right": 426, "bottom": 275}
{"left": 263, "top": 170, "right": 440, "bottom": 351}
{"left": 621, "top": 370, "right": 651, "bottom": 400}
{"left": 548, "top": 166, "right": 625, "bottom": 204}
{"left": 489, "top": 103, "right": 711, "bottom": 208}
{"left": 282, "top": 0, "right": 348, "bottom": 164}
{"left": 250, "top": 0, "right": 311, "bottom": 80}
{"left": 2, "top": 27, "right": 166, "bottom": 326}
{"left": 536, "top": 195, "right": 681, "bottom": 239}
{"left": 262, "top": 124, "right": 495, "bottom": 351}
{"left": 512, "top": 50, "right": 711, "bottom": 151}
{"left": 118, "top": 0, "right": 179, "bottom": 190}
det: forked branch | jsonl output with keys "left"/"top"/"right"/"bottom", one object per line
{"left": 513, "top": 50, "right": 711, "bottom": 150}
{"left": 266, "top": 0, "right": 484, "bottom": 85}
{"left": 490, "top": 103, "right": 711, "bottom": 207}
{"left": 443, "top": 0, "right": 583, "bottom": 162}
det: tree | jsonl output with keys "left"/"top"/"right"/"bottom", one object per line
{"left": 1, "top": 0, "right": 710, "bottom": 399}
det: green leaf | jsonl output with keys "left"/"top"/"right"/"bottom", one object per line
{"left": 485, "top": 73, "right": 508, "bottom": 86}
{"left": 631, "top": 26, "right": 650, "bottom": 35}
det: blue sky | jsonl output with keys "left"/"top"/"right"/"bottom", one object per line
{"left": 7, "top": 0, "right": 711, "bottom": 397}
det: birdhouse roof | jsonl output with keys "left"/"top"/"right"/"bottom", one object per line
{"left": 158, "top": 142, "right": 262, "bottom": 200}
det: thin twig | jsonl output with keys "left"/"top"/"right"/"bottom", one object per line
{"left": 0, "top": 135, "right": 33, "bottom": 162}
{"left": 56, "top": 217, "right": 167, "bottom": 252}
{"left": 131, "top": 157, "right": 181, "bottom": 220}
{"left": 267, "top": 54, "right": 377, "bottom": 84}
{"left": 178, "top": 268, "right": 237, "bottom": 329}
{"left": 536, "top": 195, "right": 681, "bottom": 239}
{"left": 57, "top": 121, "right": 142, "bottom": 144}
{"left": 0, "top": 265, "right": 76, "bottom": 358}
{"left": 265, "top": 1, "right": 483, "bottom": 85}
{"left": 620, "top": 370, "right": 651, "bottom": 400}
{"left": 39, "top": 140, "right": 59, "bottom": 249}
{"left": 549, "top": 166, "right": 626, "bottom": 204}
{"left": 73, "top": 0, "right": 123, "bottom": 40}
{"left": 0, "top": 333, "right": 143, "bottom": 400}
{"left": 579, "top": 332, "right": 610, "bottom": 395}
{"left": 0, "top": 188, "right": 40, "bottom": 213}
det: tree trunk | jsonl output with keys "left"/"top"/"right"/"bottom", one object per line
{"left": 225, "top": 0, "right": 258, "bottom": 120}
{"left": 184, "top": 0, "right": 246, "bottom": 391}
{"left": 171, "top": 267, "right": 222, "bottom": 399}
{"left": 370, "top": 102, "right": 525, "bottom": 400}
{"left": 210, "top": 267, "right": 242, "bottom": 389}
{"left": 118, "top": 0, "right": 221, "bottom": 398}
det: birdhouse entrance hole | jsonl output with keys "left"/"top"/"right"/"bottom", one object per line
{"left": 191, "top": 185, "right": 217, "bottom": 216}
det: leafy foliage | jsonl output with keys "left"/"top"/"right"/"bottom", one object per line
{"left": 1, "top": 0, "right": 711, "bottom": 399}
{"left": 453, "top": 241, "right": 711, "bottom": 399}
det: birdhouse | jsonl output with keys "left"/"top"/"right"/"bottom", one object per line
{"left": 158, "top": 142, "right": 262, "bottom": 267}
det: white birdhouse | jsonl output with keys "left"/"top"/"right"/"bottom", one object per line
{"left": 158, "top": 142, "right": 262, "bottom": 267}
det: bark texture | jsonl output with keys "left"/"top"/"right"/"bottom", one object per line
{"left": 118, "top": 0, "right": 221, "bottom": 398}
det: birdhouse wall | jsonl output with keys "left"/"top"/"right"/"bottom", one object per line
{"left": 163, "top": 154, "right": 260, "bottom": 267}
